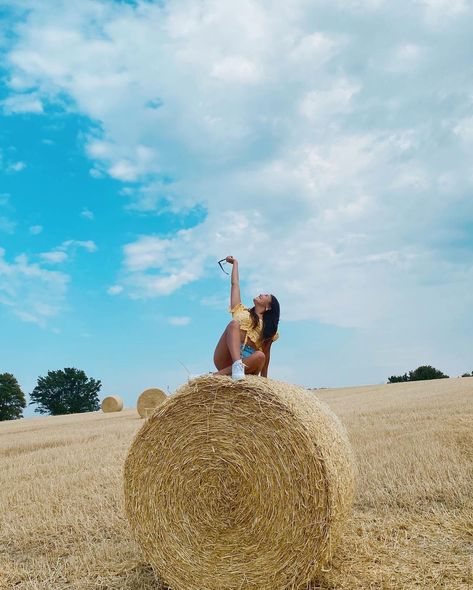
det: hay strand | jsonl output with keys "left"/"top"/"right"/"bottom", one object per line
{"left": 124, "top": 375, "right": 356, "bottom": 590}
{"left": 101, "top": 395, "right": 123, "bottom": 413}
{"left": 137, "top": 388, "right": 167, "bottom": 419}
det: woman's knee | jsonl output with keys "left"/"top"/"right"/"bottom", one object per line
{"left": 227, "top": 319, "right": 240, "bottom": 331}
{"left": 254, "top": 351, "right": 265, "bottom": 365}
{"left": 245, "top": 351, "right": 265, "bottom": 374}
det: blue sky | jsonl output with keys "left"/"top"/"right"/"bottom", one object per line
{"left": 1, "top": 0, "right": 472, "bottom": 415}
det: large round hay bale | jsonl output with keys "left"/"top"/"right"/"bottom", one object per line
{"left": 124, "top": 375, "right": 355, "bottom": 590}
{"left": 101, "top": 395, "right": 123, "bottom": 413}
{"left": 137, "top": 387, "right": 167, "bottom": 418}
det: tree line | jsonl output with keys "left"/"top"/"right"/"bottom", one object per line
{"left": 388, "top": 365, "right": 472, "bottom": 383}
{"left": 0, "top": 368, "right": 101, "bottom": 421}
{"left": 2, "top": 364, "right": 472, "bottom": 421}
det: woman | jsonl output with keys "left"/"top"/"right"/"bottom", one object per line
{"left": 213, "top": 256, "right": 280, "bottom": 380}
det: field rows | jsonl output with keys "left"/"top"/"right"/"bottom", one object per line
{"left": 1, "top": 377, "right": 472, "bottom": 589}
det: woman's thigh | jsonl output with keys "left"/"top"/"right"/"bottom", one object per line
{"left": 242, "top": 351, "right": 265, "bottom": 374}
{"left": 213, "top": 328, "right": 235, "bottom": 370}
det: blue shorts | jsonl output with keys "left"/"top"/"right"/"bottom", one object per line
{"left": 240, "top": 343, "right": 256, "bottom": 359}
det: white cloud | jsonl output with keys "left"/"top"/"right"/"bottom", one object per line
{"left": 80, "top": 208, "right": 94, "bottom": 220}
{"left": 62, "top": 239, "right": 97, "bottom": 252}
{"left": 2, "top": 0, "right": 473, "bottom": 369}
{"left": 126, "top": 269, "right": 198, "bottom": 298}
{"left": 387, "top": 43, "right": 425, "bottom": 72}
{"left": 29, "top": 224, "right": 43, "bottom": 235}
{"left": 420, "top": 0, "right": 469, "bottom": 25}
{"left": 40, "top": 250, "right": 68, "bottom": 264}
{"left": 123, "top": 236, "right": 173, "bottom": 272}
{"left": 86, "top": 141, "right": 158, "bottom": 181}
{"left": 299, "top": 79, "right": 360, "bottom": 121}
{"left": 0, "top": 248, "right": 69, "bottom": 325}
{"left": 211, "top": 57, "right": 261, "bottom": 83}
{"left": 0, "top": 236, "right": 97, "bottom": 323}
{"left": 168, "top": 316, "right": 191, "bottom": 326}
{"left": 453, "top": 117, "right": 473, "bottom": 142}
{"left": 89, "top": 167, "right": 103, "bottom": 178}
{"left": 107, "top": 284, "right": 123, "bottom": 295}
{"left": 40, "top": 239, "right": 97, "bottom": 264}
{"left": 288, "top": 32, "right": 345, "bottom": 67}
{"left": 6, "top": 161, "right": 26, "bottom": 173}
{"left": 0, "top": 151, "right": 26, "bottom": 174}
{"left": 2, "top": 93, "right": 43, "bottom": 114}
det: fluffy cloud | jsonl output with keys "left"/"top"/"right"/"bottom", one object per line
{"left": 0, "top": 149, "right": 27, "bottom": 174}
{"left": 0, "top": 237, "right": 96, "bottom": 323}
{"left": 0, "top": 248, "right": 69, "bottom": 325}
{"left": 168, "top": 316, "right": 191, "bottom": 326}
{"left": 62, "top": 239, "right": 96, "bottom": 252}
{"left": 40, "top": 239, "right": 97, "bottom": 265}
{"left": 80, "top": 207, "right": 94, "bottom": 220}
{"left": 29, "top": 224, "right": 43, "bottom": 235}
{"left": 6, "top": 161, "right": 26, "bottom": 173}
{"left": 107, "top": 284, "right": 123, "bottom": 295}
{"left": 40, "top": 250, "right": 68, "bottom": 264}
{"left": 420, "top": 0, "right": 469, "bottom": 25}
{"left": 3, "top": 0, "right": 473, "bottom": 340}
{"left": 1, "top": 93, "right": 43, "bottom": 114}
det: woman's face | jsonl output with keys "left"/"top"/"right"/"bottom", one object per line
{"left": 253, "top": 293, "right": 272, "bottom": 308}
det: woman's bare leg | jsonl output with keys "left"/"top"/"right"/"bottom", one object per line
{"left": 215, "top": 351, "right": 265, "bottom": 376}
{"left": 213, "top": 320, "right": 242, "bottom": 371}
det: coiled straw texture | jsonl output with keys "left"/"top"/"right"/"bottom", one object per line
{"left": 101, "top": 395, "right": 123, "bottom": 413}
{"left": 137, "top": 387, "right": 167, "bottom": 418}
{"left": 124, "top": 375, "right": 355, "bottom": 590}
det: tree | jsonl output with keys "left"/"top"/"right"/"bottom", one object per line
{"left": 388, "top": 373, "right": 409, "bottom": 383}
{"left": 30, "top": 368, "right": 101, "bottom": 415}
{"left": 388, "top": 365, "right": 449, "bottom": 383}
{"left": 461, "top": 371, "right": 473, "bottom": 377}
{"left": 0, "top": 373, "right": 26, "bottom": 421}
{"left": 408, "top": 365, "right": 448, "bottom": 381}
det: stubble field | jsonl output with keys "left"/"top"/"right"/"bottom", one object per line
{"left": 1, "top": 377, "right": 472, "bottom": 589}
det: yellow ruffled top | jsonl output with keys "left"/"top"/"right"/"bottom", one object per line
{"left": 229, "top": 303, "right": 279, "bottom": 351}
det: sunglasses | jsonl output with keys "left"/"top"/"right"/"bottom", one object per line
{"left": 218, "top": 259, "right": 230, "bottom": 274}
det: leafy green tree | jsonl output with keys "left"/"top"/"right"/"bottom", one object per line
{"left": 30, "top": 368, "right": 101, "bottom": 415}
{"left": 388, "top": 373, "right": 409, "bottom": 383}
{"left": 408, "top": 365, "right": 448, "bottom": 380}
{"left": 0, "top": 373, "right": 26, "bottom": 421}
{"left": 388, "top": 365, "right": 449, "bottom": 383}
{"left": 461, "top": 372, "right": 473, "bottom": 377}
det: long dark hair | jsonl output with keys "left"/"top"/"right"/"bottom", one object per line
{"left": 249, "top": 294, "right": 280, "bottom": 343}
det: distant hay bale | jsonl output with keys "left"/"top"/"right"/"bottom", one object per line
{"left": 101, "top": 396, "right": 123, "bottom": 413}
{"left": 124, "top": 375, "right": 355, "bottom": 590}
{"left": 137, "top": 388, "right": 167, "bottom": 418}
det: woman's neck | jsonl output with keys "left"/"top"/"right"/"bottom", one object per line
{"left": 254, "top": 303, "right": 265, "bottom": 317}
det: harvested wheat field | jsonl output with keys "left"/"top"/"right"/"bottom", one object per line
{"left": 1, "top": 377, "right": 472, "bottom": 590}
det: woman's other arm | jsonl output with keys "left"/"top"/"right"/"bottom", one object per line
{"left": 227, "top": 256, "right": 241, "bottom": 310}
{"left": 260, "top": 341, "right": 272, "bottom": 377}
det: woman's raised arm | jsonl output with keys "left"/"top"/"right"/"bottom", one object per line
{"left": 226, "top": 256, "right": 241, "bottom": 310}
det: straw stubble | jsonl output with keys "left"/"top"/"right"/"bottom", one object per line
{"left": 124, "top": 375, "right": 356, "bottom": 590}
